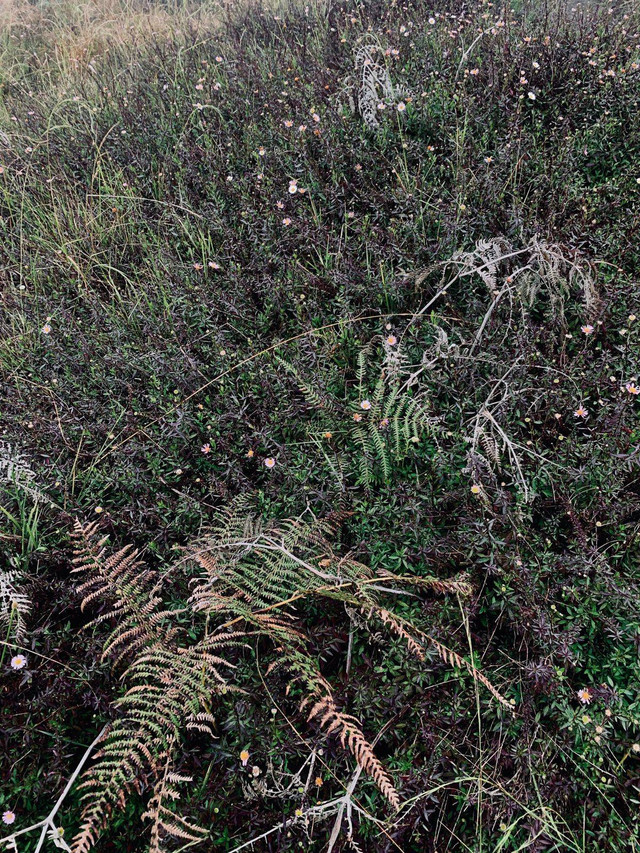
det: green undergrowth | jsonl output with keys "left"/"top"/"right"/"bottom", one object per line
{"left": 1, "top": 0, "right": 639, "bottom": 850}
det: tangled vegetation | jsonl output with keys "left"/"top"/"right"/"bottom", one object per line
{"left": 1, "top": 0, "right": 639, "bottom": 850}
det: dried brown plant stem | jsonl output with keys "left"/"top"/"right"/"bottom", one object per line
{"left": 0, "top": 726, "right": 108, "bottom": 853}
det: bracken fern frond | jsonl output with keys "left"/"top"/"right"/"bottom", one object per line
{"left": 70, "top": 521, "right": 244, "bottom": 853}
{"left": 0, "top": 567, "right": 30, "bottom": 641}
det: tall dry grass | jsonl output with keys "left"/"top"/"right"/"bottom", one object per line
{"left": 0, "top": 0, "right": 226, "bottom": 73}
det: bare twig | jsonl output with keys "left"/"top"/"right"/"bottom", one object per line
{"left": 0, "top": 726, "right": 108, "bottom": 853}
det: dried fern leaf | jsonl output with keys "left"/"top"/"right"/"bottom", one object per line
{"left": 0, "top": 568, "right": 31, "bottom": 641}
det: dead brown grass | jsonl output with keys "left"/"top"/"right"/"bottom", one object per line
{"left": 0, "top": 0, "right": 227, "bottom": 69}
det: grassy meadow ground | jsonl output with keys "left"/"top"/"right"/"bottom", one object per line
{"left": 1, "top": 0, "right": 640, "bottom": 850}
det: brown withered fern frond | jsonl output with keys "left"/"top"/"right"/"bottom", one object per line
{"left": 71, "top": 520, "right": 177, "bottom": 667}
{"left": 69, "top": 503, "right": 511, "bottom": 849}
{"left": 187, "top": 498, "right": 510, "bottom": 809}
{"left": 307, "top": 695, "right": 401, "bottom": 810}
{"left": 142, "top": 744, "right": 209, "bottom": 853}
{"left": 428, "top": 635, "right": 513, "bottom": 711}
{"left": 400, "top": 571, "right": 473, "bottom": 597}
{"left": 270, "top": 649, "right": 402, "bottom": 810}
{"left": 69, "top": 520, "right": 246, "bottom": 853}
{"left": 362, "top": 604, "right": 512, "bottom": 711}
{"left": 364, "top": 606, "right": 426, "bottom": 661}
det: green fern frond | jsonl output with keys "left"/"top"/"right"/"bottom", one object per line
{"left": 275, "top": 355, "right": 339, "bottom": 413}
{"left": 356, "top": 341, "right": 373, "bottom": 390}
